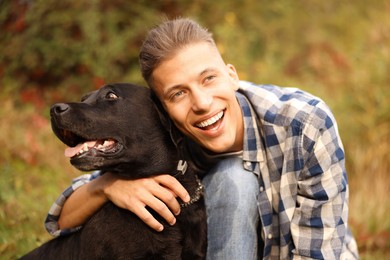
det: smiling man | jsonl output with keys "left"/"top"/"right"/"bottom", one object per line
{"left": 151, "top": 42, "right": 244, "bottom": 154}
{"left": 45, "top": 18, "right": 358, "bottom": 259}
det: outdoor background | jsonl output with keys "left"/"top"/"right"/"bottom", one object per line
{"left": 0, "top": 0, "right": 389, "bottom": 259}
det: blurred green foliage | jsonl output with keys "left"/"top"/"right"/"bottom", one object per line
{"left": 1, "top": 0, "right": 389, "bottom": 259}
{"left": 2, "top": 0, "right": 386, "bottom": 93}
{"left": 1, "top": 0, "right": 160, "bottom": 92}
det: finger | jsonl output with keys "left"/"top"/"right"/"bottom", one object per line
{"left": 134, "top": 177, "right": 181, "bottom": 216}
{"left": 140, "top": 191, "right": 177, "bottom": 226}
{"left": 134, "top": 204, "right": 165, "bottom": 232}
{"left": 154, "top": 175, "right": 190, "bottom": 203}
{"left": 151, "top": 183, "right": 181, "bottom": 216}
{"left": 104, "top": 179, "right": 173, "bottom": 230}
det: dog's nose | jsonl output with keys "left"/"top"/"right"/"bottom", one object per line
{"left": 51, "top": 103, "right": 70, "bottom": 115}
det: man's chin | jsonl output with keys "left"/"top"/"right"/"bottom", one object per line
{"left": 202, "top": 141, "right": 234, "bottom": 154}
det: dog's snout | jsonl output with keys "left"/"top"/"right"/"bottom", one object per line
{"left": 51, "top": 103, "right": 70, "bottom": 115}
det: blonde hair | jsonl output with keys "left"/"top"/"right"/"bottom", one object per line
{"left": 139, "top": 18, "right": 215, "bottom": 87}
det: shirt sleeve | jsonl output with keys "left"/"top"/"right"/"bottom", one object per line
{"left": 291, "top": 104, "right": 352, "bottom": 259}
{"left": 44, "top": 170, "right": 103, "bottom": 237}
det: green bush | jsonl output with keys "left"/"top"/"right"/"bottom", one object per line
{"left": 1, "top": 0, "right": 185, "bottom": 92}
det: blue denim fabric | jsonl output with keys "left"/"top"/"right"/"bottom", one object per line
{"left": 202, "top": 156, "right": 260, "bottom": 260}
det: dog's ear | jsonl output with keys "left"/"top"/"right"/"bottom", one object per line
{"left": 150, "top": 92, "right": 183, "bottom": 146}
{"left": 150, "top": 92, "right": 170, "bottom": 129}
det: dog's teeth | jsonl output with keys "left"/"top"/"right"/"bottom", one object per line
{"left": 103, "top": 140, "right": 110, "bottom": 146}
{"left": 83, "top": 143, "right": 89, "bottom": 152}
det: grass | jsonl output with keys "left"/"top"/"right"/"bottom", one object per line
{"left": 0, "top": 99, "right": 80, "bottom": 259}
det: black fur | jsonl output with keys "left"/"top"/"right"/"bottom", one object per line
{"left": 21, "top": 83, "right": 207, "bottom": 260}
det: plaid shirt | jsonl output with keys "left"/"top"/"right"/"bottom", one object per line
{"left": 45, "top": 171, "right": 103, "bottom": 237}
{"left": 236, "top": 81, "right": 358, "bottom": 259}
{"left": 45, "top": 81, "right": 358, "bottom": 259}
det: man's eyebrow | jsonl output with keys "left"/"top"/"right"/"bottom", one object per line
{"left": 162, "top": 68, "right": 219, "bottom": 98}
{"left": 199, "top": 67, "right": 218, "bottom": 76}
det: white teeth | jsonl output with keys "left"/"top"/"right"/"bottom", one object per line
{"left": 74, "top": 139, "right": 116, "bottom": 156}
{"left": 196, "top": 111, "right": 224, "bottom": 128}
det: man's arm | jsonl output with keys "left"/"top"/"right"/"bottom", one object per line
{"left": 45, "top": 171, "right": 102, "bottom": 236}
{"left": 291, "top": 105, "right": 351, "bottom": 259}
{"left": 45, "top": 172, "right": 190, "bottom": 236}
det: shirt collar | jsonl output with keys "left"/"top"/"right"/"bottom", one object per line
{"left": 236, "top": 91, "right": 265, "bottom": 166}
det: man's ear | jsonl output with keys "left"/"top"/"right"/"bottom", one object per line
{"left": 226, "top": 64, "right": 240, "bottom": 90}
{"left": 150, "top": 92, "right": 183, "bottom": 146}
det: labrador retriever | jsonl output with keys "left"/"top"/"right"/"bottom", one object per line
{"left": 21, "top": 83, "right": 208, "bottom": 259}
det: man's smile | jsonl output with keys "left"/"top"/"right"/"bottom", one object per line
{"left": 195, "top": 110, "right": 225, "bottom": 130}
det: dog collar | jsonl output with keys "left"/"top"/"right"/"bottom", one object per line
{"left": 174, "top": 160, "right": 204, "bottom": 208}
{"left": 180, "top": 176, "right": 204, "bottom": 208}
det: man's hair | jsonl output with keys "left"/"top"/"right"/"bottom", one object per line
{"left": 139, "top": 17, "right": 215, "bottom": 87}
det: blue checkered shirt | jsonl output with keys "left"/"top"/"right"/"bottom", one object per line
{"left": 235, "top": 81, "right": 358, "bottom": 259}
{"left": 45, "top": 81, "right": 358, "bottom": 259}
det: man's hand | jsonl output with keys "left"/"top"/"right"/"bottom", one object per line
{"left": 102, "top": 173, "right": 190, "bottom": 231}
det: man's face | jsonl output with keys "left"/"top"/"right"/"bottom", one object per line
{"left": 152, "top": 42, "right": 244, "bottom": 153}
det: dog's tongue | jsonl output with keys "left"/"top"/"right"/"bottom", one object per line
{"left": 64, "top": 140, "right": 98, "bottom": 158}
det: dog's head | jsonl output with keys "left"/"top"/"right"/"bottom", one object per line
{"left": 50, "top": 83, "right": 179, "bottom": 176}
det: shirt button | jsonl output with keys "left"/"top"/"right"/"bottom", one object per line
{"left": 267, "top": 234, "right": 273, "bottom": 239}
{"left": 260, "top": 186, "right": 264, "bottom": 192}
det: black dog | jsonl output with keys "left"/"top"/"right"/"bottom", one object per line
{"left": 21, "top": 83, "right": 208, "bottom": 259}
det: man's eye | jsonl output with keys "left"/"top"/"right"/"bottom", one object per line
{"left": 174, "top": 91, "right": 184, "bottom": 97}
{"left": 106, "top": 92, "right": 118, "bottom": 100}
{"left": 168, "top": 90, "right": 185, "bottom": 102}
{"left": 205, "top": 75, "right": 216, "bottom": 82}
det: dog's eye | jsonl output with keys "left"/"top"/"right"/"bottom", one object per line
{"left": 106, "top": 92, "right": 118, "bottom": 100}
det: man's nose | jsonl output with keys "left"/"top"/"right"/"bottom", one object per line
{"left": 191, "top": 88, "right": 212, "bottom": 113}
